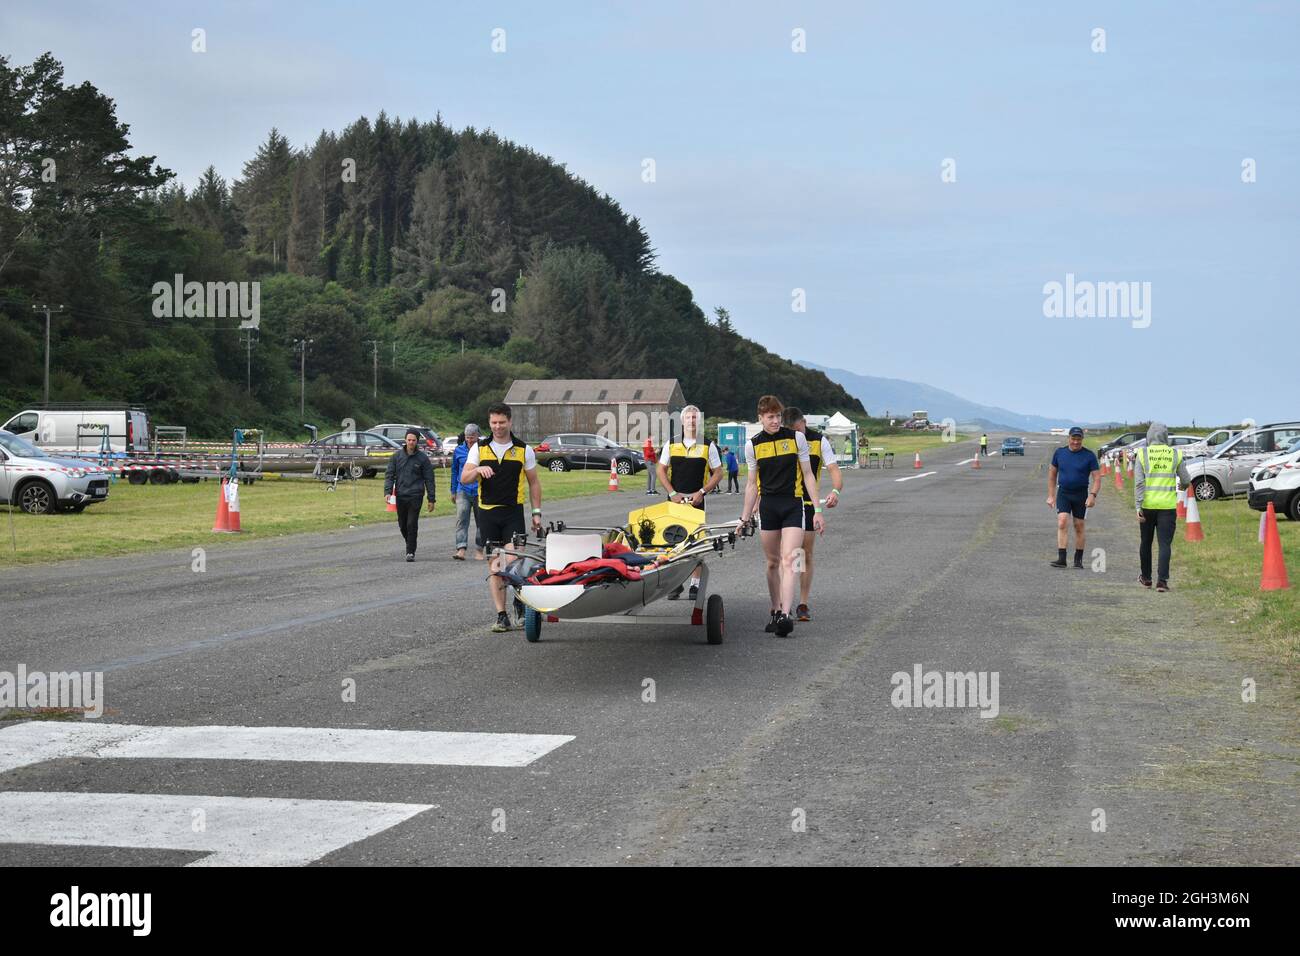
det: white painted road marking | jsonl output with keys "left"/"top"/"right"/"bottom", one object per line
{"left": 955, "top": 457, "right": 976, "bottom": 465}
{"left": 894, "top": 471, "right": 937, "bottom": 482}
{"left": 0, "top": 791, "right": 432, "bottom": 867}
{"left": 0, "top": 722, "right": 575, "bottom": 774}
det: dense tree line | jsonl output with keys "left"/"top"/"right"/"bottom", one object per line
{"left": 0, "top": 53, "right": 861, "bottom": 438}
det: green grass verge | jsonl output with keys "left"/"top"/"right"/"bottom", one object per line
{"left": 0, "top": 469, "right": 622, "bottom": 567}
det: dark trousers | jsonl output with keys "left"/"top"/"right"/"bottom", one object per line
{"left": 980, "top": 445, "right": 988, "bottom": 456}
{"left": 1139, "top": 507, "right": 1177, "bottom": 582}
{"left": 727, "top": 471, "right": 740, "bottom": 492}
{"left": 396, "top": 495, "right": 425, "bottom": 554}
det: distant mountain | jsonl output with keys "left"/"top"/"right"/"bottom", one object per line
{"left": 800, "top": 361, "right": 1118, "bottom": 433}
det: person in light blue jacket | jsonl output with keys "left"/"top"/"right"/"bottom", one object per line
{"left": 450, "top": 423, "right": 484, "bottom": 560}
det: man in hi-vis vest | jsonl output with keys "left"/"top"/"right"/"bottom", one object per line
{"left": 1133, "top": 421, "right": 1190, "bottom": 592}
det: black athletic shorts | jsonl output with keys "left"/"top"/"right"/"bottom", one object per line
{"left": 1056, "top": 488, "right": 1089, "bottom": 520}
{"left": 759, "top": 497, "right": 805, "bottom": 531}
{"left": 479, "top": 503, "right": 526, "bottom": 547}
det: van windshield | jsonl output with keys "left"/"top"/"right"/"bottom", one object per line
{"left": 0, "top": 433, "right": 47, "bottom": 458}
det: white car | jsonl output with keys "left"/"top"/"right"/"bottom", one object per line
{"left": 1178, "top": 428, "right": 1243, "bottom": 460}
{"left": 1248, "top": 442, "right": 1300, "bottom": 521}
{"left": 0, "top": 430, "right": 112, "bottom": 514}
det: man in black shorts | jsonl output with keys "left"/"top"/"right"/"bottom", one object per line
{"left": 782, "top": 406, "right": 842, "bottom": 622}
{"left": 739, "top": 395, "right": 825, "bottom": 637}
{"left": 1047, "top": 426, "right": 1100, "bottom": 568}
{"left": 657, "top": 404, "right": 723, "bottom": 601}
{"left": 460, "top": 402, "right": 543, "bottom": 632}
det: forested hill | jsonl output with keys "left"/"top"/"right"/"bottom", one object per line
{"left": 0, "top": 53, "right": 862, "bottom": 437}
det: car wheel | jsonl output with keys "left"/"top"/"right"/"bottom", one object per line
{"left": 18, "top": 481, "right": 55, "bottom": 515}
{"left": 149, "top": 468, "right": 171, "bottom": 485}
{"left": 548, "top": 459, "right": 569, "bottom": 473}
{"left": 1193, "top": 478, "right": 1221, "bottom": 501}
{"left": 1286, "top": 491, "right": 1300, "bottom": 523}
{"left": 615, "top": 458, "right": 634, "bottom": 476}
{"left": 347, "top": 463, "right": 366, "bottom": 480}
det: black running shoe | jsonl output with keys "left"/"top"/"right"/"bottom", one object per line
{"left": 764, "top": 611, "right": 780, "bottom": 633}
{"left": 491, "top": 612, "right": 511, "bottom": 633}
{"left": 1156, "top": 580, "right": 1170, "bottom": 592}
{"left": 1073, "top": 559, "right": 1084, "bottom": 569}
{"left": 513, "top": 597, "right": 526, "bottom": 625}
{"left": 688, "top": 585, "right": 698, "bottom": 602}
{"left": 667, "top": 584, "right": 684, "bottom": 601}
{"left": 1139, "top": 575, "right": 1152, "bottom": 588}
{"left": 1049, "top": 558, "right": 1068, "bottom": 568}
{"left": 775, "top": 613, "right": 795, "bottom": 637}
{"left": 406, "top": 553, "right": 414, "bottom": 562}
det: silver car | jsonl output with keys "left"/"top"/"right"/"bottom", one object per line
{"left": 1185, "top": 423, "right": 1300, "bottom": 501}
{"left": 0, "top": 430, "right": 112, "bottom": 514}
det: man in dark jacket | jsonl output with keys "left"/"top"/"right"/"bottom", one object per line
{"left": 384, "top": 427, "right": 436, "bottom": 561}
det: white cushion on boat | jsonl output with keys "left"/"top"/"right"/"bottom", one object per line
{"left": 545, "top": 533, "right": 603, "bottom": 572}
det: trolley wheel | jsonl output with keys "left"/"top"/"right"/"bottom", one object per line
{"left": 705, "top": 594, "right": 724, "bottom": 645}
{"left": 128, "top": 470, "right": 148, "bottom": 485}
{"left": 524, "top": 607, "right": 543, "bottom": 643}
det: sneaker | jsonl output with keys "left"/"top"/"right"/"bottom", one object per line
{"left": 513, "top": 597, "right": 526, "bottom": 624}
{"left": 667, "top": 584, "right": 685, "bottom": 601}
{"left": 796, "top": 603, "right": 811, "bottom": 622}
{"left": 1156, "top": 581, "right": 1170, "bottom": 592}
{"left": 1049, "top": 558, "right": 1068, "bottom": 568}
{"left": 1139, "top": 575, "right": 1152, "bottom": 588}
{"left": 1073, "top": 559, "right": 1084, "bottom": 569}
{"left": 775, "top": 613, "right": 795, "bottom": 637}
{"left": 687, "top": 585, "right": 698, "bottom": 602}
{"left": 406, "top": 553, "right": 415, "bottom": 562}
{"left": 764, "top": 611, "right": 780, "bottom": 633}
{"left": 491, "top": 612, "right": 511, "bottom": 633}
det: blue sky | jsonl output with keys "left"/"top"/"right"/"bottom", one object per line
{"left": 5, "top": 1, "right": 1297, "bottom": 424}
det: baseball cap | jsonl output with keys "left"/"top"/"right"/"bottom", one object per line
{"left": 1068, "top": 426, "right": 1084, "bottom": 437}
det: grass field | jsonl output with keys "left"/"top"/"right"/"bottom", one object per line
{"left": 0, "top": 469, "right": 623, "bottom": 567}
{"left": 1091, "top": 432, "right": 1299, "bottom": 669}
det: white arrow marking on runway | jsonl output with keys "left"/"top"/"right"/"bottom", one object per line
{"left": 894, "top": 471, "right": 937, "bottom": 482}
{"left": 0, "top": 791, "right": 431, "bottom": 867}
{"left": 0, "top": 722, "right": 575, "bottom": 774}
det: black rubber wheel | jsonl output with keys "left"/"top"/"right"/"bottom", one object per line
{"left": 1194, "top": 478, "right": 1220, "bottom": 501}
{"left": 128, "top": 470, "right": 148, "bottom": 485}
{"left": 548, "top": 459, "right": 568, "bottom": 472}
{"left": 347, "top": 463, "right": 366, "bottom": 480}
{"left": 615, "top": 458, "right": 634, "bottom": 476}
{"left": 18, "top": 481, "right": 55, "bottom": 515}
{"left": 705, "top": 594, "right": 724, "bottom": 645}
{"left": 1286, "top": 491, "right": 1300, "bottom": 523}
{"left": 524, "top": 607, "right": 543, "bottom": 642}
{"left": 148, "top": 469, "right": 169, "bottom": 485}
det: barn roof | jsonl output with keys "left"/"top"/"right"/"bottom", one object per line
{"left": 504, "top": 379, "right": 682, "bottom": 405}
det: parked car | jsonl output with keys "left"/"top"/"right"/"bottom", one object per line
{"left": 1248, "top": 442, "right": 1300, "bottom": 521}
{"left": 370, "top": 423, "right": 442, "bottom": 455}
{"left": 1185, "top": 423, "right": 1300, "bottom": 501}
{"left": 1116, "top": 434, "right": 1202, "bottom": 464}
{"left": 1, "top": 404, "right": 151, "bottom": 454}
{"left": 1177, "top": 428, "right": 1242, "bottom": 460}
{"left": 534, "top": 434, "right": 646, "bottom": 474}
{"left": 1096, "top": 431, "right": 1146, "bottom": 460}
{"left": 308, "top": 430, "right": 402, "bottom": 479}
{"left": 0, "top": 430, "right": 112, "bottom": 514}
{"left": 1000, "top": 437, "right": 1025, "bottom": 456}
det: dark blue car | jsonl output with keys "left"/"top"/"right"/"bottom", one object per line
{"left": 1000, "top": 437, "right": 1025, "bottom": 456}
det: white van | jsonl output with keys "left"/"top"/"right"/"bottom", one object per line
{"left": 1, "top": 405, "right": 151, "bottom": 454}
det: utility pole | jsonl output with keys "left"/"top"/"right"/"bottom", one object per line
{"left": 240, "top": 328, "right": 258, "bottom": 394}
{"left": 365, "top": 340, "right": 380, "bottom": 400}
{"left": 293, "top": 338, "right": 313, "bottom": 417}
{"left": 32, "top": 304, "right": 64, "bottom": 405}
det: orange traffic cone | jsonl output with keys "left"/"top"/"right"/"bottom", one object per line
{"left": 1101, "top": 459, "right": 1110, "bottom": 476}
{"left": 386, "top": 490, "right": 397, "bottom": 513}
{"left": 1183, "top": 488, "right": 1204, "bottom": 542}
{"left": 225, "top": 477, "right": 242, "bottom": 532}
{"left": 1127, "top": 456, "right": 1134, "bottom": 476}
{"left": 1113, "top": 464, "right": 1124, "bottom": 491}
{"left": 972, "top": 454, "right": 981, "bottom": 469}
{"left": 1176, "top": 481, "right": 1187, "bottom": 519}
{"left": 608, "top": 458, "right": 620, "bottom": 491}
{"left": 1260, "top": 502, "right": 1290, "bottom": 590}
{"left": 914, "top": 452, "right": 922, "bottom": 469}
{"left": 212, "top": 478, "right": 232, "bottom": 532}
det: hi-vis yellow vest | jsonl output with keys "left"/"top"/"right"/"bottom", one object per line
{"left": 1140, "top": 444, "right": 1181, "bottom": 510}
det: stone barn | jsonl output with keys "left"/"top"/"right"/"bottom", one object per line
{"left": 502, "top": 379, "right": 687, "bottom": 445}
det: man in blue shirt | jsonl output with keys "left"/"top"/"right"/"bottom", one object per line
{"left": 1047, "top": 426, "right": 1100, "bottom": 568}
{"left": 725, "top": 447, "right": 740, "bottom": 493}
{"left": 450, "top": 423, "right": 484, "bottom": 560}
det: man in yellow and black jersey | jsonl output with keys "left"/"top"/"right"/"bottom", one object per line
{"left": 656, "top": 404, "right": 723, "bottom": 601}
{"left": 783, "top": 406, "right": 843, "bottom": 623}
{"left": 460, "top": 401, "right": 543, "bottom": 633}
{"left": 739, "top": 395, "right": 825, "bottom": 637}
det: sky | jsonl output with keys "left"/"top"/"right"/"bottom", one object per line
{"left": 4, "top": 1, "right": 1297, "bottom": 425}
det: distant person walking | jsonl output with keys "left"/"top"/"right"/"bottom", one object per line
{"left": 1134, "top": 421, "right": 1190, "bottom": 592}
{"left": 725, "top": 447, "right": 740, "bottom": 493}
{"left": 450, "top": 423, "right": 484, "bottom": 561}
{"left": 980, "top": 433, "right": 989, "bottom": 456}
{"left": 384, "top": 427, "right": 436, "bottom": 562}
{"left": 1047, "top": 426, "right": 1100, "bottom": 569}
